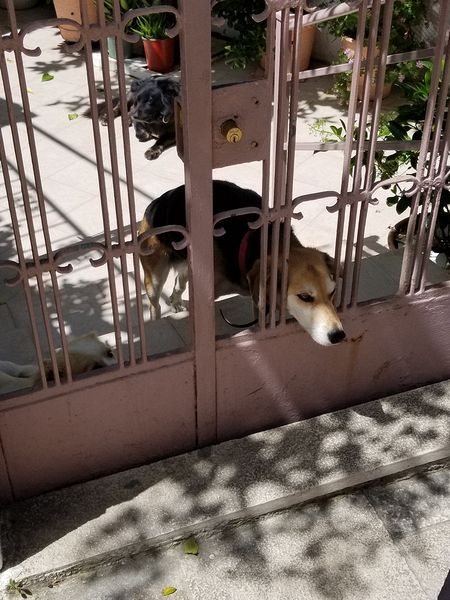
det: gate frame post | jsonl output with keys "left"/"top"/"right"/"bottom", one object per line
{"left": 178, "top": 0, "right": 217, "bottom": 446}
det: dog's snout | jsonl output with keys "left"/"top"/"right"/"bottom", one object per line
{"left": 328, "top": 329, "right": 346, "bottom": 345}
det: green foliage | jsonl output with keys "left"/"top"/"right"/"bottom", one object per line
{"left": 213, "top": 0, "right": 266, "bottom": 69}
{"left": 102, "top": 0, "right": 131, "bottom": 22}
{"left": 321, "top": 0, "right": 425, "bottom": 52}
{"left": 124, "top": 0, "right": 176, "bottom": 39}
{"left": 310, "top": 59, "right": 450, "bottom": 257}
{"left": 6, "top": 579, "right": 32, "bottom": 598}
{"left": 162, "top": 587, "right": 177, "bottom": 596}
{"left": 182, "top": 536, "right": 199, "bottom": 555}
{"left": 323, "top": 0, "right": 426, "bottom": 104}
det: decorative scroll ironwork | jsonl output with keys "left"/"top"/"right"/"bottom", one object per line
{"left": 291, "top": 190, "right": 340, "bottom": 217}
{"left": 121, "top": 6, "right": 180, "bottom": 44}
{"left": 0, "top": 225, "right": 189, "bottom": 288}
{"left": 0, "top": 4, "right": 180, "bottom": 56}
{"left": 213, "top": 208, "right": 262, "bottom": 236}
{"left": 213, "top": 201, "right": 306, "bottom": 236}
{"left": 138, "top": 224, "right": 190, "bottom": 254}
{"left": 253, "top": 0, "right": 364, "bottom": 23}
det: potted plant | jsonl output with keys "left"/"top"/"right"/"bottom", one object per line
{"left": 310, "top": 59, "right": 450, "bottom": 263}
{"left": 320, "top": 0, "right": 426, "bottom": 103}
{"left": 212, "top": 0, "right": 316, "bottom": 72}
{"left": 130, "top": 0, "right": 176, "bottom": 73}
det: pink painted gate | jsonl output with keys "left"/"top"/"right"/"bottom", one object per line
{"left": 0, "top": 0, "right": 449, "bottom": 500}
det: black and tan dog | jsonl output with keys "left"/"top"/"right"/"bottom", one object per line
{"left": 98, "top": 75, "right": 180, "bottom": 160}
{"left": 138, "top": 181, "right": 346, "bottom": 346}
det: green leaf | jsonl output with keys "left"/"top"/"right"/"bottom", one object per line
{"left": 182, "top": 536, "right": 199, "bottom": 555}
{"left": 162, "top": 587, "right": 177, "bottom": 596}
{"left": 386, "top": 196, "right": 399, "bottom": 207}
{"left": 396, "top": 194, "right": 411, "bottom": 214}
{"left": 330, "top": 126, "right": 343, "bottom": 139}
{"left": 41, "top": 72, "right": 54, "bottom": 82}
{"left": 67, "top": 113, "right": 79, "bottom": 121}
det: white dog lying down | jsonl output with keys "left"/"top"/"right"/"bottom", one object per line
{"left": 0, "top": 333, "right": 115, "bottom": 395}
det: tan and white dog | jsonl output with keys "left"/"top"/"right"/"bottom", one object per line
{"left": 0, "top": 333, "right": 115, "bottom": 395}
{"left": 138, "top": 181, "right": 346, "bottom": 346}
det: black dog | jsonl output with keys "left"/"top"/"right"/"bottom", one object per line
{"left": 98, "top": 75, "right": 180, "bottom": 160}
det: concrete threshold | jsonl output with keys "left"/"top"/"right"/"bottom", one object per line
{"left": 1, "top": 380, "right": 450, "bottom": 588}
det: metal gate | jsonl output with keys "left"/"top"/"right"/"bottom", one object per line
{"left": 0, "top": 0, "right": 449, "bottom": 500}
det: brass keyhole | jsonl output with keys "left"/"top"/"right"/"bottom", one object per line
{"left": 221, "top": 119, "right": 242, "bottom": 144}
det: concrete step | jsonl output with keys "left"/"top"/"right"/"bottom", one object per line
{"left": 1, "top": 379, "right": 450, "bottom": 590}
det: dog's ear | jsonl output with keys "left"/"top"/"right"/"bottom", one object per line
{"left": 130, "top": 78, "right": 146, "bottom": 94}
{"left": 323, "top": 253, "right": 335, "bottom": 278}
{"left": 247, "top": 258, "right": 282, "bottom": 311}
{"left": 323, "top": 252, "right": 345, "bottom": 280}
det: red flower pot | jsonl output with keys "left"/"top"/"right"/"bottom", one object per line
{"left": 142, "top": 37, "right": 175, "bottom": 73}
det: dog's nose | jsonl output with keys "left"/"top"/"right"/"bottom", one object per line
{"left": 328, "top": 329, "right": 346, "bottom": 344}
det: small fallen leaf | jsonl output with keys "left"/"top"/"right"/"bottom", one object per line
{"left": 183, "top": 536, "right": 199, "bottom": 555}
{"left": 27, "top": 88, "right": 33, "bottom": 94}
{"left": 41, "top": 72, "right": 54, "bottom": 82}
{"left": 67, "top": 113, "right": 79, "bottom": 121}
{"left": 162, "top": 587, "right": 177, "bottom": 596}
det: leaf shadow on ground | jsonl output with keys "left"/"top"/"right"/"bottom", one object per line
{"left": 5, "top": 381, "right": 450, "bottom": 599}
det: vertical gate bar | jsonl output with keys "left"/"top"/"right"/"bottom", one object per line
{"left": 335, "top": 0, "right": 368, "bottom": 308}
{"left": 6, "top": 0, "right": 75, "bottom": 382}
{"left": 415, "top": 40, "right": 450, "bottom": 292}
{"left": 269, "top": 8, "right": 290, "bottom": 328}
{"left": 350, "top": 0, "right": 381, "bottom": 191}
{"left": 0, "top": 16, "right": 62, "bottom": 385}
{"left": 178, "top": 1, "right": 216, "bottom": 446}
{"left": 259, "top": 13, "right": 277, "bottom": 329}
{"left": 81, "top": 0, "right": 124, "bottom": 367}
{"left": 343, "top": 0, "right": 381, "bottom": 309}
{"left": 0, "top": 120, "right": 48, "bottom": 387}
{"left": 279, "top": 5, "right": 304, "bottom": 324}
{"left": 350, "top": 0, "right": 393, "bottom": 306}
{"left": 409, "top": 30, "right": 450, "bottom": 293}
{"left": 113, "top": 3, "right": 147, "bottom": 362}
{"left": 96, "top": 0, "right": 135, "bottom": 365}
{"left": 399, "top": 0, "right": 450, "bottom": 296}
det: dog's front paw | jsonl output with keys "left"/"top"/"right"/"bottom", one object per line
{"left": 169, "top": 297, "right": 186, "bottom": 313}
{"left": 99, "top": 116, "right": 108, "bottom": 126}
{"left": 145, "top": 146, "right": 163, "bottom": 161}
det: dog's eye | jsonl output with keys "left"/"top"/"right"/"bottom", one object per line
{"left": 106, "top": 349, "right": 114, "bottom": 358}
{"left": 297, "top": 293, "right": 314, "bottom": 303}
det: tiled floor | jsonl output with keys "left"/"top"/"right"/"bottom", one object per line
{"left": 0, "top": 4, "right": 449, "bottom": 374}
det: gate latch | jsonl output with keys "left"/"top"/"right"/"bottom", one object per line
{"left": 221, "top": 119, "right": 243, "bottom": 143}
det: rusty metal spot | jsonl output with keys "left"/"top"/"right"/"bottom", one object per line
{"left": 350, "top": 333, "right": 364, "bottom": 343}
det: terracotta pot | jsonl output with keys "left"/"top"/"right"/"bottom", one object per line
{"left": 52, "top": 0, "right": 98, "bottom": 43}
{"left": 341, "top": 36, "right": 392, "bottom": 100}
{"left": 260, "top": 24, "right": 316, "bottom": 73}
{"left": 291, "top": 22, "right": 316, "bottom": 72}
{"left": 142, "top": 37, "right": 175, "bottom": 73}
